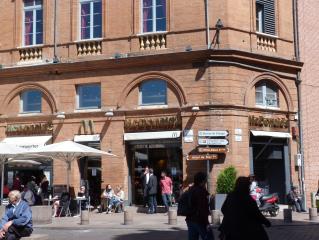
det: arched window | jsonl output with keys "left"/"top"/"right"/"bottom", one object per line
{"left": 139, "top": 79, "right": 167, "bottom": 105}
{"left": 20, "top": 89, "right": 42, "bottom": 113}
{"left": 255, "top": 82, "right": 278, "bottom": 108}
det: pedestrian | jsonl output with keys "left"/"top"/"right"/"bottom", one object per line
{"left": 219, "top": 176, "right": 271, "bottom": 240}
{"left": 141, "top": 166, "right": 150, "bottom": 208}
{"left": 185, "top": 172, "right": 214, "bottom": 240}
{"left": 288, "top": 186, "right": 306, "bottom": 212}
{"left": 0, "top": 190, "right": 33, "bottom": 240}
{"left": 12, "top": 175, "right": 22, "bottom": 192}
{"left": 21, "top": 186, "right": 35, "bottom": 206}
{"left": 160, "top": 171, "right": 173, "bottom": 213}
{"left": 147, "top": 168, "right": 157, "bottom": 214}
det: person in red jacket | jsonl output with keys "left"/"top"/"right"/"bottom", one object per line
{"left": 160, "top": 171, "right": 173, "bottom": 213}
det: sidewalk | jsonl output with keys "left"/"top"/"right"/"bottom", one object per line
{"left": 34, "top": 208, "right": 319, "bottom": 230}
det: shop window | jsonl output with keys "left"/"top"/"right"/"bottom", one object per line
{"left": 23, "top": 0, "right": 43, "bottom": 46}
{"left": 80, "top": 0, "right": 102, "bottom": 40}
{"left": 20, "top": 90, "right": 42, "bottom": 113}
{"left": 255, "top": 82, "right": 278, "bottom": 108}
{"left": 141, "top": 0, "right": 166, "bottom": 33}
{"left": 139, "top": 79, "right": 167, "bottom": 105}
{"left": 256, "top": 0, "right": 275, "bottom": 35}
{"left": 77, "top": 84, "right": 101, "bottom": 109}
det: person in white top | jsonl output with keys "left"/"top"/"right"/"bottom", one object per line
{"left": 141, "top": 166, "right": 150, "bottom": 208}
{"left": 112, "top": 186, "right": 125, "bottom": 213}
{"left": 100, "top": 184, "right": 114, "bottom": 213}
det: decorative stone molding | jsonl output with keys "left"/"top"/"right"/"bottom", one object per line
{"left": 117, "top": 72, "right": 187, "bottom": 109}
{"left": 244, "top": 73, "right": 294, "bottom": 112}
{"left": 19, "top": 47, "right": 42, "bottom": 62}
{"left": 256, "top": 33, "right": 277, "bottom": 52}
{"left": 139, "top": 32, "right": 167, "bottom": 51}
{"left": 77, "top": 40, "right": 102, "bottom": 56}
{"left": 2, "top": 83, "right": 57, "bottom": 115}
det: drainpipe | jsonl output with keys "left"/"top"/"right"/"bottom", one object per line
{"left": 53, "top": 0, "right": 59, "bottom": 63}
{"left": 292, "top": 0, "right": 305, "bottom": 206}
{"left": 205, "top": 0, "right": 211, "bottom": 49}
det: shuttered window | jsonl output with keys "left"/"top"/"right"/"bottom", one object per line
{"left": 256, "top": 0, "right": 276, "bottom": 35}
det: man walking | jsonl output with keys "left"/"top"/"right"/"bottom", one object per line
{"left": 160, "top": 171, "right": 173, "bottom": 213}
{"left": 186, "top": 172, "right": 214, "bottom": 240}
{"left": 147, "top": 168, "right": 157, "bottom": 214}
{"left": 141, "top": 166, "right": 150, "bottom": 208}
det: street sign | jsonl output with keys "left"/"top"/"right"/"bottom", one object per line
{"left": 198, "top": 138, "right": 229, "bottom": 146}
{"left": 198, "top": 130, "right": 229, "bottom": 137}
{"left": 198, "top": 147, "right": 227, "bottom": 153}
{"left": 187, "top": 154, "right": 218, "bottom": 161}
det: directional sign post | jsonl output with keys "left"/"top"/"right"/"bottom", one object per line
{"left": 198, "top": 130, "right": 229, "bottom": 137}
{"left": 198, "top": 147, "right": 227, "bottom": 153}
{"left": 187, "top": 154, "right": 218, "bottom": 161}
{"left": 198, "top": 138, "right": 229, "bottom": 146}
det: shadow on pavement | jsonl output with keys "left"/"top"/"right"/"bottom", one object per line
{"left": 112, "top": 228, "right": 188, "bottom": 240}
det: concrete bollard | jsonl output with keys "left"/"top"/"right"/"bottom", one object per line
{"left": 168, "top": 209, "right": 177, "bottom": 225}
{"left": 124, "top": 210, "right": 133, "bottom": 225}
{"left": 211, "top": 210, "right": 221, "bottom": 225}
{"left": 80, "top": 210, "right": 89, "bottom": 225}
{"left": 283, "top": 209, "right": 292, "bottom": 223}
{"left": 309, "top": 208, "right": 318, "bottom": 221}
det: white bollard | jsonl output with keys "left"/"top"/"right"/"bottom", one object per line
{"left": 124, "top": 210, "right": 133, "bottom": 225}
{"left": 168, "top": 209, "right": 177, "bottom": 225}
{"left": 309, "top": 207, "right": 318, "bottom": 221}
{"left": 80, "top": 210, "right": 89, "bottom": 225}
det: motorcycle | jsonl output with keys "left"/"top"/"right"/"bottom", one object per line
{"left": 251, "top": 187, "right": 280, "bottom": 217}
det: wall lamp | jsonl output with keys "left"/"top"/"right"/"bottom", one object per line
{"left": 105, "top": 109, "right": 114, "bottom": 117}
{"left": 192, "top": 106, "right": 200, "bottom": 112}
{"left": 56, "top": 112, "right": 65, "bottom": 119}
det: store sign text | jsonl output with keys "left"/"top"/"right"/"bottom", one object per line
{"left": 6, "top": 122, "right": 53, "bottom": 136}
{"left": 249, "top": 116, "right": 288, "bottom": 129}
{"left": 124, "top": 116, "right": 181, "bottom": 132}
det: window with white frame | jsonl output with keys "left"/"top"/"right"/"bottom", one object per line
{"left": 80, "top": 0, "right": 102, "bottom": 40}
{"left": 255, "top": 82, "right": 278, "bottom": 108}
{"left": 140, "top": 79, "right": 167, "bottom": 105}
{"left": 77, "top": 84, "right": 101, "bottom": 109}
{"left": 23, "top": 0, "right": 43, "bottom": 46}
{"left": 256, "top": 3, "right": 264, "bottom": 33}
{"left": 256, "top": 0, "right": 276, "bottom": 35}
{"left": 20, "top": 90, "right": 42, "bottom": 113}
{"left": 141, "top": 0, "right": 166, "bottom": 33}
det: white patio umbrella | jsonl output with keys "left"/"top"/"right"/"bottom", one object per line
{"left": 0, "top": 142, "right": 26, "bottom": 202}
{"left": 27, "top": 140, "right": 116, "bottom": 192}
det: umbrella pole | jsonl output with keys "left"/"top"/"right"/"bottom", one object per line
{"left": 67, "top": 161, "right": 71, "bottom": 193}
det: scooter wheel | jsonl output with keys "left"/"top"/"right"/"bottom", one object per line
{"left": 270, "top": 209, "right": 279, "bottom": 217}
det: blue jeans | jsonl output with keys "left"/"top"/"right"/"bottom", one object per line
{"left": 186, "top": 220, "right": 214, "bottom": 240}
{"left": 161, "top": 193, "right": 171, "bottom": 211}
{"left": 148, "top": 194, "right": 157, "bottom": 213}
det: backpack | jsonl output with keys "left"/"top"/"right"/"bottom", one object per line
{"left": 177, "top": 189, "right": 193, "bottom": 216}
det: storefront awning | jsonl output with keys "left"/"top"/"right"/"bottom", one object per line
{"left": 2, "top": 135, "right": 52, "bottom": 151}
{"left": 74, "top": 134, "right": 100, "bottom": 142}
{"left": 124, "top": 131, "right": 181, "bottom": 141}
{"left": 251, "top": 130, "right": 291, "bottom": 138}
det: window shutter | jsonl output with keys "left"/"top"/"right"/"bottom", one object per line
{"left": 256, "top": 0, "right": 276, "bottom": 35}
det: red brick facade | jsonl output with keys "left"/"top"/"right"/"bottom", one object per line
{"left": 0, "top": 0, "right": 302, "bottom": 205}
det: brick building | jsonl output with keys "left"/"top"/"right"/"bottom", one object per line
{"left": 0, "top": 0, "right": 302, "bottom": 206}
{"left": 299, "top": 1, "right": 319, "bottom": 205}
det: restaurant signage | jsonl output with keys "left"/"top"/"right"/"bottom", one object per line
{"left": 198, "top": 138, "right": 229, "bottom": 146}
{"left": 187, "top": 154, "right": 218, "bottom": 161}
{"left": 249, "top": 116, "right": 288, "bottom": 129}
{"left": 124, "top": 116, "right": 181, "bottom": 132}
{"left": 6, "top": 122, "right": 53, "bottom": 136}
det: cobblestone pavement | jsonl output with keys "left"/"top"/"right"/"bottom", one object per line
{"left": 33, "top": 210, "right": 319, "bottom": 240}
{"left": 34, "top": 224, "right": 319, "bottom": 240}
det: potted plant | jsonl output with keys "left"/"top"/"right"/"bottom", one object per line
{"left": 214, "top": 166, "right": 237, "bottom": 210}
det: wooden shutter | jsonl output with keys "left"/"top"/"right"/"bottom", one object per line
{"left": 256, "top": 0, "right": 276, "bottom": 35}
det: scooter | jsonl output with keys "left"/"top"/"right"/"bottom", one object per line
{"left": 251, "top": 187, "right": 280, "bottom": 217}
